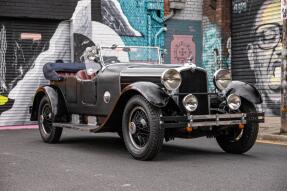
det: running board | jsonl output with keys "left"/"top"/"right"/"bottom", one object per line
{"left": 53, "top": 123, "right": 100, "bottom": 132}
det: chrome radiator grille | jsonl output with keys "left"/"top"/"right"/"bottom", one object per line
{"left": 178, "top": 69, "right": 209, "bottom": 115}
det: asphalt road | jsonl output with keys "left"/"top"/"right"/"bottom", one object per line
{"left": 0, "top": 129, "right": 286, "bottom": 191}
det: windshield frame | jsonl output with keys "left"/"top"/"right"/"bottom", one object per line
{"left": 98, "top": 45, "right": 162, "bottom": 67}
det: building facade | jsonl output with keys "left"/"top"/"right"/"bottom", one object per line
{"left": 0, "top": 0, "right": 282, "bottom": 126}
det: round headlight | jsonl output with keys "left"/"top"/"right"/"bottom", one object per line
{"left": 227, "top": 94, "right": 241, "bottom": 111}
{"left": 213, "top": 69, "right": 232, "bottom": 91}
{"left": 161, "top": 69, "right": 182, "bottom": 91}
{"left": 183, "top": 94, "right": 198, "bottom": 112}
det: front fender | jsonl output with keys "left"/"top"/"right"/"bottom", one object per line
{"left": 30, "top": 85, "right": 67, "bottom": 121}
{"left": 96, "top": 82, "right": 170, "bottom": 132}
{"left": 123, "top": 82, "right": 170, "bottom": 108}
{"left": 222, "top": 81, "right": 262, "bottom": 104}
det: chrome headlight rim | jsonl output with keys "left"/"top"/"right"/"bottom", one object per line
{"left": 213, "top": 69, "right": 232, "bottom": 91}
{"left": 161, "top": 69, "right": 182, "bottom": 91}
{"left": 227, "top": 94, "right": 241, "bottom": 111}
{"left": 182, "top": 94, "right": 198, "bottom": 112}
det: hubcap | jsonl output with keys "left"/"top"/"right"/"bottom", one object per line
{"left": 128, "top": 106, "right": 150, "bottom": 149}
{"left": 129, "top": 122, "right": 137, "bottom": 135}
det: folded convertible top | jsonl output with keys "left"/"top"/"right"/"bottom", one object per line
{"left": 43, "top": 62, "right": 86, "bottom": 81}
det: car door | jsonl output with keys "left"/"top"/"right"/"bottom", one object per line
{"left": 78, "top": 76, "right": 97, "bottom": 105}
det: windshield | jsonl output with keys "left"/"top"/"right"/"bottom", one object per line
{"left": 100, "top": 46, "right": 161, "bottom": 65}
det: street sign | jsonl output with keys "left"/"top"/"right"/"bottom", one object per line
{"left": 282, "top": 0, "right": 287, "bottom": 20}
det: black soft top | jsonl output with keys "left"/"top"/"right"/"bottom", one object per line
{"left": 43, "top": 62, "right": 85, "bottom": 81}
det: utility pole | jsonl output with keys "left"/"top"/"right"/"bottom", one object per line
{"left": 281, "top": 0, "right": 287, "bottom": 133}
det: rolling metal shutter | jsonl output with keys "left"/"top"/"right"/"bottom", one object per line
{"left": 0, "top": 18, "right": 71, "bottom": 126}
{"left": 231, "top": 0, "right": 282, "bottom": 116}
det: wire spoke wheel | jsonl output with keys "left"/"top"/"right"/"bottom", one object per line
{"left": 122, "top": 95, "right": 164, "bottom": 161}
{"left": 40, "top": 104, "right": 53, "bottom": 135}
{"left": 38, "top": 97, "right": 62, "bottom": 143}
{"left": 128, "top": 106, "right": 150, "bottom": 149}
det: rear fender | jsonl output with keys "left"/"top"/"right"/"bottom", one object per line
{"left": 222, "top": 81, "right": 262, "bottom": 104}
{"left": 30, "top": 86, "right": 67, "bottom": 121}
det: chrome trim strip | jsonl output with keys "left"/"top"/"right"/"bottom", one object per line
{"left": 190, "top": 120, "right": 246, "bottom": 127}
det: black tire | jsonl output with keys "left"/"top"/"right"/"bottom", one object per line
{"left": 122, "top": 95, "right": 164, "bottom": 161}
{"left": 38, "top": 97, "right": 62, "bottom": 143}
{"left": 216, "top": 100, "right": 259, "bottom": 154}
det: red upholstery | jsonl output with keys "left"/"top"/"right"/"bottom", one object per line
{"left": 76, "top": 70, "right": 96, "bottom": 80}
{"left": 57, "top": 72, "right": 75, "bottom": 77}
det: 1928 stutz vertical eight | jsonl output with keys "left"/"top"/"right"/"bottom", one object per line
{"left": 30, "top": 45, "right": 264, "bottom": 161}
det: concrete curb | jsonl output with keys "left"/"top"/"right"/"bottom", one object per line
{"left": 258, "top": 132, "right": 287, "bottom": 144}
{"left": 0, "top": 125, "right": 37, "bottom": 131}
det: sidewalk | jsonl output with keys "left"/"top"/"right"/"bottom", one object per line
{"left": 258, "top": 117, "right": 287, "bottom": 144}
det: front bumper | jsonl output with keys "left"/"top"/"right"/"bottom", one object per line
{"left": 160, "top": 112, "right": 265, "bottom": 129}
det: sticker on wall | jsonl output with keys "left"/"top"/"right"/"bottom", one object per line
{"left": 282, "top": 0, "right": 287, "bottom": 19}
{"left": 170, "top": 35, "right": 196, "bottom": 64}
{"left": 233, "top": 0, "right": 248, "bottom": 14}
{"left": 20, "top": 33, "right": 42, "bottom": 41}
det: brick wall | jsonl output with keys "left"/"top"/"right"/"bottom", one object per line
{"left": 202, "top": 0, "right": 231, "bottom": 58}
{"left": 173, "top": 0, "right": 203, "bottom": 21}
{"left": 202, "top": 0, "right": 231, "bottom": 89}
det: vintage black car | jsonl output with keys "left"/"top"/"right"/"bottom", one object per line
{"left": 30, "top": 45, "right": 264, "bottom": 160}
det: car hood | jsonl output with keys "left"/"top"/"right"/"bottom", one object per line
{"left": 103, "top": 63, "right": 202, "bottom": 85}
{"left": 121, "top": 64, "right": 180, "bottom": 77}
{"left": 104, "top": 63, "right": 194, "bottom": 76}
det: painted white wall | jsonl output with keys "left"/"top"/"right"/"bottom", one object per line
{"left": 172, "top": 0, "right": 203, "bottom": 21}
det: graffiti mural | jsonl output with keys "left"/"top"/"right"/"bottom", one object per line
{"left": 0, "top": 4, "right": 75, "bottom": 125}
{"left": 101, "top": 0, "right": 142, "bottom": 37}
{"left": 203, "top": 22, "right": 222, "bottom": 88}
{"left": 0, "top": 24, "right": 13, "bottom": 114}
{"left": 0, "top": 20, "right": 61, "bottom": 122}
{"left": 232, "top": 0, "right": 282, "bottom": 115}
{"left": 73, "top": 0, "right": 126, "bottom": 62}
{"left": 165, "top": 19, "right": 202, "bottom": 66}
{"left": 202, "top": 0, "right": 231, "bottom": 90}
{"left": 0, "top": 22, "right": 70, "bottom": 125}
{"left": 117, "top": 0, "right": 165, "bottom": 48}
{"left": 0, "top": 0, "right": 151, "bottom": 126}
{"left": 202, "top": 18, "right": 230, "bottom": 89}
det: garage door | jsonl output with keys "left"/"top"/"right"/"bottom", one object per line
{"left": 0, "top": 18, "right": 71, "bottom": 126}
{"left": 231, "top": 0, "right": 282, "bottom": 116}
